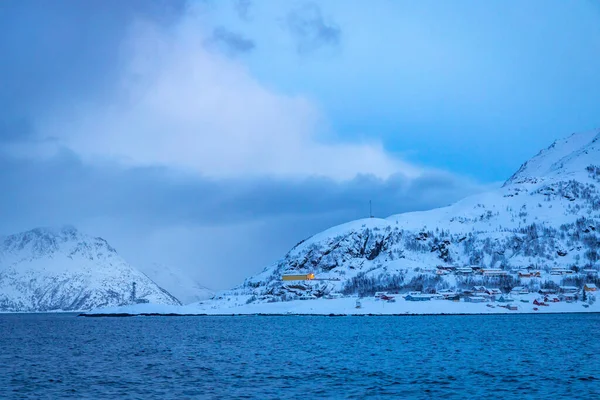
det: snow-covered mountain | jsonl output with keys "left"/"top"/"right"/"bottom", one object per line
{"left": 222, "top": 130, "right": 600, "bottom": 302}
{"left": 0, "top": 226, "right": 181, "bottom": 312}
{"left": 142, "top": 263, "right": 214, "bottom": 304}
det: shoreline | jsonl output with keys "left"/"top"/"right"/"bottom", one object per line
{"left": 78, "top": 310, "right": 600, "bottom": 318}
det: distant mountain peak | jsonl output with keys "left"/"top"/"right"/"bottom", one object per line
{"left": 504, "top": 129, "right": 600, "bottom": 186}
{"left": 0, "top": 226, "right": 180, "bottom": 312}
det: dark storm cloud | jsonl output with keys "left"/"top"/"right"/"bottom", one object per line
{"left": 205, "top": 27, "right": 256, "bottom": 56}
{"left": 0, "top": 150, "right": 482, "bottom": 233}
{"left": 286, "top": 2, "right": 341, "bottom": 54}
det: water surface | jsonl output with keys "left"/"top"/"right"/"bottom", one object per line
{"left": 1, "top": 313, "right": 598, "bottom": 399}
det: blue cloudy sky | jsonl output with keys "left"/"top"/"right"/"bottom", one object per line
{"left": 1, "top": 0, "right": 600, "bottom": 289}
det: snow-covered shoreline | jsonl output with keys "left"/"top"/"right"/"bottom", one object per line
{"left": 81, "top": 293, "right": 599, "bottom": 317}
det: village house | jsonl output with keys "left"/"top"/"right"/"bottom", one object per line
{"left": 496, "top": 295, "right": 514, "bottom": 303}
{"left": 482, "top": 269, "right": 508, "bottom": 276}
{"left": 544, "top": 295, "right": 560, "bottom": 303}
{"left": 518, "top": 270, "right": 541, "bottom": 278}
{"left": 510, "top": 286, "right": 529, "bottom": 295}
{"left": 538, "top": 288, "right": 558, "bottom": 295}
{"left": 582, "top": 269, "right": 598, "bottom": 276}
{"left": 559, "top": 286, "right": 579, "bottom": 294}
{"left": 486, "top": 288, "right": 502, "bottom": 296}
{"left": 551, "top": 268, "right": 573, "bottom": 276}
{"left": 465, "top": 296, "right": 487, "bottom": 303}
{"left": 445, "top": 294, "right": 461, "bottom": 301}
{"left": 559, "top": 293, "right": 578, "bottom": 302}
{"left": 472, "top": 285, "right": 487, "bottom": 294}
{"left": 455, "top": 267, "right": 474, "bottom": 275}
{"left": 404, "top": 294, "right": 431, "bottom": 302}
{"left": 437, "top": 289, "right": 459, "bottom": 299}
{"left": 584, "top": 283, "right": 597, "bottom": 292}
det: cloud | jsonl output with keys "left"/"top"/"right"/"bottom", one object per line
{"left": 0, "top": 149, "right": 485, "bottom": 229}
{"left": 0, "top": 1, "right": 497, "bottom": 289}
{"left": 38, "top": 5, "right": 409, "bottom": 181}
{"left": 286, "top": 2, "right": 341, "bottom": 54}
{"left": 233, "top": 0, "right": 252, "bottom": 21}
{"left": 205, "top": 26, "right": 255, "bottom": 56}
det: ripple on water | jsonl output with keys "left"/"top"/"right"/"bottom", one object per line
{"left": 0, "top": 313, "right": 599, "bottom": 399}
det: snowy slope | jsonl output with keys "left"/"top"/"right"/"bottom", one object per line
{"left": 505, "top": 129, "right": 600, "bottom": 185}
{"left": 0, "top": 227, "right": 181, "bottom": 312}
{"left": 141, "top": 263, "right": 214, "bottom": 304}
{"left": 220, "top": 130, "right": 600, "bottom": 303}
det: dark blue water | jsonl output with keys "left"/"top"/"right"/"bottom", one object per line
{"left": 0, "top": 314, "right": 598, "bottom": 399}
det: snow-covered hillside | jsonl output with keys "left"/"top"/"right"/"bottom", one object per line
{"left": 142, "top": 263, "right": 214, "bottom": 304}
{"left": 0, "top": 227, "right": 181, "bottom": 312}
{"left": 221, "top": 130, "right": 600, "bottom": 303}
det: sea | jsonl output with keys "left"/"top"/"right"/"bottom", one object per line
{"left": 0, "top": 313, "right": 598, "bottom": 399}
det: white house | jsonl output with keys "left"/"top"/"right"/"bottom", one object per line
{"left": 482, "top": 269, "right": 508, "bottom": 276}
{"left": 559, "top": 286, "right": 578, "bottom": 294}
{"left": 465, "top": 296, "right": 487, "bottom": 303}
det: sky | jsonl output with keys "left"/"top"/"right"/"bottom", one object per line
{"left": 1, "top": 0, "right": 600, "bottom": 290}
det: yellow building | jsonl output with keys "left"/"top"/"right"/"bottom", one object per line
{"left": 282, "top": 273, "right": 315, "bottom": 281}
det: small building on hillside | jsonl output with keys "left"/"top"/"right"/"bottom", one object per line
{"left": 539, "top": 288, "right": 557, "bottom": 295}
{"left": 465, "top": 296, "right": 486, "bottom": 303}
{"left": 559, "top": 286, "right": 579, "bottom": 294}
{"left": 544, "top": 295, "right": 560, "bottom": 303}
{"left": 582, "top": 269, "right": 599, "bottom": 276}
{"left": 282, "top": 273, "right": 315, "bottom": 281}
{"left": 456, "top": 267, "right": 474, "bottom": 275}
{"left": 519, "top": 271, "right": 541, "bottom": 278}
{"left": 405, "top": 294, "right": 431, "bottom": 302}
{"left": 482, "top": 269, "right": 508, "bottom": 276}
{"left": 472, "top": 286, "right": 487, "bottom": 294}
{"left": 497, "top": 295, "right": 514, "bottom": 303}
{"left": 438, "top": 289, "right": 458, "bottom": 299}
{"left": 551, "top": 268, "right": 572, "bottom": 276}
{"left": 438, "top": 289, "right": 456, "bottom": 295}
{"left": 510, "top": 287, "right": 529, "bottom": 295}
{"left": 584, "top": 283, "right": 598, "bottom": 292}
{"left": 560, "top": 293, "right": 578, "bottom": 302}
{"left": 486, "top": 288, "right": 502, "bottom": 296}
